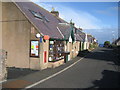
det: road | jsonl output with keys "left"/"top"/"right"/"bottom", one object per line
{"left": 2, "top": 47, "right": 120, "bottom": 88}
{"left": 30, "top": 47, "right": 120, "bottom": 88}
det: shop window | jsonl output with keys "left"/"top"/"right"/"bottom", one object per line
{"left": 30, "top": 40, "right": 39, "bottom": 57}
{"left": 49, "top": 40, "right": 64, "bottom": 62}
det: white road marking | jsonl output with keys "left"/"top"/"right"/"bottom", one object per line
{"left": 0, "top": 80, "right": 7, "bottom": 84}
{"left": 25, "top": 57, "right": 85, "bottom": 89}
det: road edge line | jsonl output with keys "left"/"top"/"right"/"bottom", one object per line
{"left": 25, "top": 57, "right": 85, "bottom": 89}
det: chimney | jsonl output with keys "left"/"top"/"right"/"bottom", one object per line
{"left": 51, "top": 7, "right": 59, "bottom": 17}
{"left": 70, "top": 19, "right": 75, "bottom": 26}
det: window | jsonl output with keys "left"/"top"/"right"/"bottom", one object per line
{"left": 30, "top": 40, "right": 39, "bottom": 57}
{"left": 29, "top": 10, "right": 42, "bottom": 19}
{"left": 44, "top": 16, "right": 50, "bottom": 22}
{"left": 49, "top": 40, "right": 64, "bottom": 62}
{"left": 39, "top": 12, "right": 50, "bottom": 22}
{"left": 29, "top": 9, "right": 50, "bottom": 22}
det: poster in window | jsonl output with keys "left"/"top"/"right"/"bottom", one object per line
{"left": 50, "top": 41, "right": 54, "bottom": 44}
{"left": 30, "top": 41, "right": 39, "bottom": 57}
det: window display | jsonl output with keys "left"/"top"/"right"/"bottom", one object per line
{"left": 49, "top": 40, "right": 64, "bottom": 62}
{"left": 30, "top": 40, "right": 39, "bottom": 57}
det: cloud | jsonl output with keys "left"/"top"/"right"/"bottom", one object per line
{"left": 95, "top": 6, "right": 118, "bottom": 16}
{"left": 84, "top": 28, "right": 118, "bottom": 43}
{"left": 33, "top": 2, "right": 118, "bottom": 43}
{"left": 37, "top": 2, "right": 103, "bottom": 29}
{"left": 37, "top": 2, "right": 53, "bottom": 11}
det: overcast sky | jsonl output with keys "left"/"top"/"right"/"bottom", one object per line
{"left": 32, "top": 1, "right": 118, "bottom": 44}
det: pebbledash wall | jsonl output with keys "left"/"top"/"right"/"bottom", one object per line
{"left": 2, "top": 2, "right": 49, "bottom": 70}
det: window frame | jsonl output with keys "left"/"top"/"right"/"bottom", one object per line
{"left": 29, "top": 9, "right": 43, "bottom": 19}
{"left": 30, "top": 40, "right": 40, "bottom": 58}
{"left": 49, "top": 40, "right": 65, "bottom": 62}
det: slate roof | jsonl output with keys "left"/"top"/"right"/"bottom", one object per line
{"left": 57, "top": 23, "right": 71, "bottom": 40}
{"left": 115, "top": 37, "right": 120, "bottom": 43}
{"left": 14, "top": 2, "right": 67, "bottom": 39}
{"left": 14, "top": 1, "right": 90, "bottom": 42}
{"left": 87, "top": 34, "right": 93, "bottom": 43}
{"left": 77, "top": 30, "right": 86, "bottom": 42}
{"left": 74, "top": 34, "right": 83, "bottom": 41}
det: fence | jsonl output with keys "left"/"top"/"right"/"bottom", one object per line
{"left": 0, "top": 49, "right": 7, "bottom": 81}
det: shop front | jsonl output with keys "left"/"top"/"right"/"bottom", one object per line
{"left": 48, "top": 40, "right": 70, "bottom": 68}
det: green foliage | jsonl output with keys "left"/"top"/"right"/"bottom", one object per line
{"left": 104, "top": 41, "right": 110, "bottom": 46}
{"left": 89, "top": 42, "right": 98, "bottom": 50}
{"left": 89, "top": 43, "right": 93, "bottom": 49}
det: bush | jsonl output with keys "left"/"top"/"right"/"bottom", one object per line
{"left": 104, "top": 41, "right": 110, "bottom": 47}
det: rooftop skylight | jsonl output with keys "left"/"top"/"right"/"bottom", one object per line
{"left": 29, "top": 9, "right": 42, "bottom": 19}
{"left": 39, "top": 12, "right": 50, "bottom": 22}
{"left": 29, "top": 9, "right": 50, "bottom": 22}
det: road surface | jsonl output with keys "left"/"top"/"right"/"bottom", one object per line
{"left": 30, "top": 47, "right": 120, "bottom": 88}
{"left": 2, "top": 47, "right": 120, "bottom": 88}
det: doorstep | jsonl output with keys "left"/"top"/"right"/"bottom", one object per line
{"left": 48, "top": 59, "right": 64, "bottom": 68}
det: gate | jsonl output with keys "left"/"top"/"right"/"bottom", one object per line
{"left": 0, "top": 49, "right": 7, "bottom": 81}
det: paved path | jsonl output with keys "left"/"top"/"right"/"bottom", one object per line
{"left": 2, "top": 47, "right": 120, "bottom": 88}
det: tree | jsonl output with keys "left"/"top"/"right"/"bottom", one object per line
{"left": 104, "top": 41, "right": 110, "bottom": 47}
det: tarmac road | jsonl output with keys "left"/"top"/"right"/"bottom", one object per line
{"left": 30, "top": 47, "right": 120, "bottom": 88}
{"left": 2, "top": 47, "right": 120, "bottom": 89}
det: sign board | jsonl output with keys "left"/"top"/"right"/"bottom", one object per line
{"left": 30, "top": 40, "right": 39, "bottom": 57}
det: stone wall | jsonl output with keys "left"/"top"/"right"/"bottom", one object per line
{"left": 0, "top": 49, "right": 7, "bottom": 81}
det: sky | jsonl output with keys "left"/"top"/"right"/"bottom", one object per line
{"left": 32, "top": 0, "right": 119, "bottom": 44}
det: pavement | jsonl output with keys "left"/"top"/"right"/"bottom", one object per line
{"left": 1, "top": 47, "right": 120, "bottom": 89}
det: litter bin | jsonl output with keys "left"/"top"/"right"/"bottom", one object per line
{"left": 64, "top": 52, "right": 70, "bottom": 63}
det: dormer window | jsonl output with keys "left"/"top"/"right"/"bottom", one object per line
{"left": 29, "top": 9, "right": 42, "bottom": 19}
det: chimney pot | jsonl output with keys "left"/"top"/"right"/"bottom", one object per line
{"left": 51, "top": 8, "right": 59, "bottom": 17}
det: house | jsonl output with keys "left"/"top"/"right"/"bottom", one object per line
{"left": 77, "top": 31, "right": 87, "bottom": 50}
{"left": 1, "top": 1, "right": 84, "bottom": 70}
{"left": 114, "top": 37, "right": 120, "bottom": 46}
{"left": 1, "top": 1, "right": 70, "bottom": 70}
{"left": 1, "top": 1, "right": 97, "bottom": 70}
{"left": 87, "top": 34, "right": 94, "bottom": 50}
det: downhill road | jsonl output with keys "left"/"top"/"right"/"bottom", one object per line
{"left": 2, "top": 47, "right": 120, "bottom": 89}
{"left": 30, "top": 47, "right": 120, "bottom": 88}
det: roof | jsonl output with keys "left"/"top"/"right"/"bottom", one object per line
{"left": 115, "top": 37, "right": 120, "bottom": 43}
{"left": 14, "top": 2, "right": 67, "bottom": 39}
{"left": 74, "top": 34, "right": 83, "bottom": 41}
{"left": 87, "top": 34, "right": 93, "bottom": 43}
{"left": 14, "top": 1, "right": 92, "bottom": 42}
{"left": 57, "top": 23, "right": 71, "bottom": 40}
{"left": 77, "top": 30, "right": 86, "bottom": 42}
